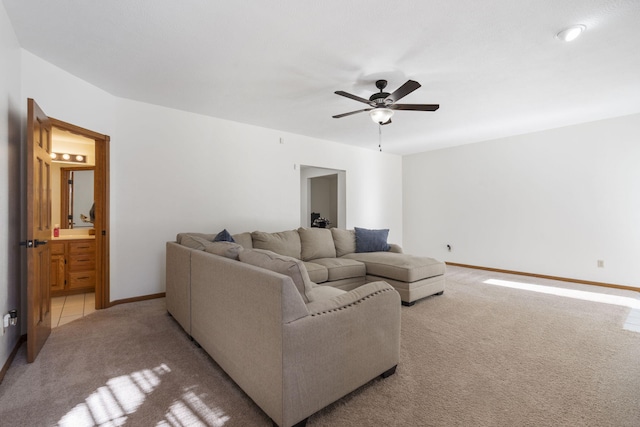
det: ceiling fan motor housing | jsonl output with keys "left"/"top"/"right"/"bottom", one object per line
{"left": 370, "top": 79, "right": 391, "bottom": 105}
{"left": 370, "top": 92, "right": 390, "bottom": 104}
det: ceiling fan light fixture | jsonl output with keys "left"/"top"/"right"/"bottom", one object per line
{"left": 370, "top": 108, "right": 394, "bottom": 124}
{"left": 556, "top": 24, "right": 586, "bottom": 42}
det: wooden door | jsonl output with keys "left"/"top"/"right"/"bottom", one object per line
{"left": 26, "top": 98, "right": 53, "bottom": 363}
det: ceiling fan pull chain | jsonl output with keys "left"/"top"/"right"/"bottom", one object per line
{"left": 378, "top": 124, "right": 382, "bottom": 152}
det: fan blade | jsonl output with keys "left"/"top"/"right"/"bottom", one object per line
{"left": 390, "top": 103, "right": 439, "bottom": 111}
{"left": 335, "top": 91, "right": 375, "bottom": 106}
{"left": 332, "top": 108, "right": 372, "bottom": 119}
{"left": 386, "top": 80, "right": 421, "bottom": 103}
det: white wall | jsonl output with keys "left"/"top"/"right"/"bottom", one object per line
{"left": 19, "top": 52, "right": 403, "bottom": 302}
{"left": 403, "top": 114, "right": 640, "bottom": 288}
{"left": 0, "top": 0, "right": 22, "bottom": 372}
{"left": 112, "top": 98, "right": 402, "bottom": 301}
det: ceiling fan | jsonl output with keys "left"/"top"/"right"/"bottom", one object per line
{"left": 332, "top": 79, "right": 439, "bottom": 125}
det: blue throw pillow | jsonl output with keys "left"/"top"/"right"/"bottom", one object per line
{"left": 213, "top": 229, "right": 235, "bottom": 243}
{"left": 355, "top": 227, "right": 390, "bottom": 253}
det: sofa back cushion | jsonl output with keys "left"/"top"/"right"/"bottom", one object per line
{"left": 179, "top": 234, "right": 243, "bottom": 260}
{"left": 177, "top": 233, "right": 215, "bottom": 245}
{"left": 251, "top": 230, "right": 301, "bottom": 259}
{"left": 331, "top": 228, "right": 356, "bottom": 257}
{"left": 298, "top": 227, "right": 336, "bottom": 261}
{"left": 179, "top": 234, "right": 214, "bottom": 250}
{"left": 239, "top": 249, "right": 314, "bottom": 303}
{"left": 232, "top": 232, "right": 254, "bottom": 249}
{"left": 203, "top": 241, "right": 244, "bottom": 260}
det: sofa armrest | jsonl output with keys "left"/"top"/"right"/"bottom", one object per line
{"left": 166, "top": 242, "right": 192, "bottom": 334}
{"left": 280, "top": 281, "right": 400, "bottom": 426}
{"left": 305, "top": 281, "right": 397, "bottom": 316}
{"left": 388, "top": 243, "right": 403, "bottom": 253}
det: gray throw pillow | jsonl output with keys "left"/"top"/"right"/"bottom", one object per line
{"left": 213, "top": 229, "right": 235, "bottom": 242}
{"left": 355, "top": 227, "right": 390, "bottom": 253}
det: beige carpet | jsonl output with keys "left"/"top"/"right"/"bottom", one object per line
{"left": 1, "top": 266, "right": 639, "bottom": 426}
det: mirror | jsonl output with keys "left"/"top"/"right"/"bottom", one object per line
{"left": 60, "top": 167, "right": 94, "bottom": 228}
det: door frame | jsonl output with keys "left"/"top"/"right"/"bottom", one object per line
{"left": 50, "top": 118, "right": 110, "bottom": 310}
{"left": 299, "top": 165, "right": 346, "bottom": 229}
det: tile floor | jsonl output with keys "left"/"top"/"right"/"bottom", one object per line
{"left": 51, "top": 292, "right": 96, "bottom": 328}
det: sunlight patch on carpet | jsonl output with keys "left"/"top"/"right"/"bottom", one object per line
{"left": 57, "top": 363, "right": 230, "bottom": 426}
{"left": 484, "top": 278, "right": 640, "bottom": 309}
{"left": 623, "top": 309, "right": 640, "bottom": 333}
{"left": 162, "top": 390, "right": 230, "bottom": 427}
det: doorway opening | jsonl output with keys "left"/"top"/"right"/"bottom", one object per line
{"left": 50, "top": 118, "right": 110, "bottom": 311}
{"left": 300, "top": 166, "right": 346, "bottom": 229}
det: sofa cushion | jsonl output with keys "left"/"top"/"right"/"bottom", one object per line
{"left": 203, "top": 241, "right": 244, "bottom": 260}
{"left": 306, "top": 284, "right": 346, "bottom": 302}
{"left": 303, "top": 261, "right": 329, "bottom": 283}
{"left": 179, "top": 234, "right": 213, "bottom": 250}
{"left": 232, "top": 232, "right": 253, "bottom": 249}
{"left": 239, "top": 249, "right": 314, "bottom": 303}
{"left": 213, "top": 229, "right": 235, "bottom": 242}
{"left": 251, "top": 230, "right": 301, "bottom": 259}
{"left": 355, "top": 227, "right": 390, "bottom": 253}
{"left": 331, "top": 228, "right": 356, "bottom": 257}
{"left": 343, "top": 252, "right": 445, "bottom": 282}
{"left": 311, "top": 258, "right": 366, "bottom": 281}
{"left": 298, "top": 227, "right": 337, "bottom": 261}
{"left": 177, "top": 233, "right": 215, "bottom": 245}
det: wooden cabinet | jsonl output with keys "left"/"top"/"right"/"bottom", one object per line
{"left": 50, "top": 239, "right": 96, "bottom": 296}
{"left": 50, "top": 242, "right": 66, "bottom": 292}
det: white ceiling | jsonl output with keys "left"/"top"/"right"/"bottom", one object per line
{"left": 4, "top": 0, "right": 640, "bottom": 154}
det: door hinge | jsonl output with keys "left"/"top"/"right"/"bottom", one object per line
{"left": 68, "top": 179, "right": 73, "bottom": 185}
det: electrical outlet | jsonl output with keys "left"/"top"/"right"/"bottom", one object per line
{"left": 2, "top": 313, "right": 9, "bottom": 335}
{"left": 597, "top": 260, "right": 604, "bottom": 268}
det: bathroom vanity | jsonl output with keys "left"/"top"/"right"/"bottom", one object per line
{"left": 51, "top": 235, "right": 96, "bottom": 296}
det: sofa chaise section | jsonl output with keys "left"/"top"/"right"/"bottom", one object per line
{"left": 343, "top": 251, "right": 446, "bottom": 306}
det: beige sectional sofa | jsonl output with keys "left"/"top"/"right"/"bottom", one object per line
{"left": 165, "top": 227, "right": 445, "bottom": 427}
{"left": 231, "top": 227, "right": 446, "bottom": 305}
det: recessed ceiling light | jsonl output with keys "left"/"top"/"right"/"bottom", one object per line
{"left": 556, "top": 24, "right": 586, "bottom": 42}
